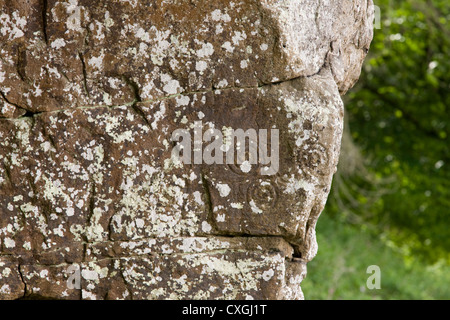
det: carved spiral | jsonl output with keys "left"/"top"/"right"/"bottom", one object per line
{"left": 246, "top": 180, "right": 278, "bottom": 210}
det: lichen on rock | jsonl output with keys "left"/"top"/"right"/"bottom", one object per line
{"left": 0, "top": 0, "right": 373, "bottom": 300}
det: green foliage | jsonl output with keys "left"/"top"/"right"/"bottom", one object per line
{"left": 302, "top": 214, "right": 450, "bottom": 300}
{"left": 308, "top": 0, "right": 450, "bottom": 299}
{"left": 330, "top": 0, "right": 450, "bottom": 262}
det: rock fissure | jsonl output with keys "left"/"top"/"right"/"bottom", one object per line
{"left": 17, "top": 264, "right": 27, "bottom": 299}
{"left": 41, "top": 0, "right": 49, "bottom": 45}
{"left": 4, "top": 67, "right": 331, "bottom": 122}
{"left": 78, "top": 52, "right": 90, "bottom": 99}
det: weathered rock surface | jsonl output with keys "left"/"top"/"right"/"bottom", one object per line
{"left": 0, "top": 0, "right": 373, "bottom": 299}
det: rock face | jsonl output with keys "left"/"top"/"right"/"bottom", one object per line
{"left": 0, "top": 0, "right": 373, "bottom": 300}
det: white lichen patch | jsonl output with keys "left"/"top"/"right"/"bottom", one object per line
{"left": 0, "top": 11, "right": 27, "bottom": 40}
{"left": 215, "top": 183, "right": 231, "bottom": 198}
{"left": 201, "top": 221, "right": 212, "bottom": 233}
{"left": 51, "top": 38, "right": 66, "bottom": 50}
{"left": 230, "top": 202, "right": 243, "bottom": 210}
{"left": 240, "top": 161, "right": 251, "bottom": 173}
{"left": 249, "top": 200, "right": 262, "bottom": 214}
{"left": 4, "top": 237, "right": 15, "bottom": 248}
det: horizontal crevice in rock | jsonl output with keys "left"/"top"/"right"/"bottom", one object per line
{"left": 1, "top": 235, "right": 296, "bottom": 260}
{"left": 1, "top": 66, "right": 331, "bottom": 122}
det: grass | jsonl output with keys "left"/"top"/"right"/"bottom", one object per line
{"left": 300, "top": 213, "right": 450, "bottom": 300}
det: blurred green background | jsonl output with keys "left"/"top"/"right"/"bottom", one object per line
{"left": 301, "top": 0, "right": 450, "bottom": 299}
